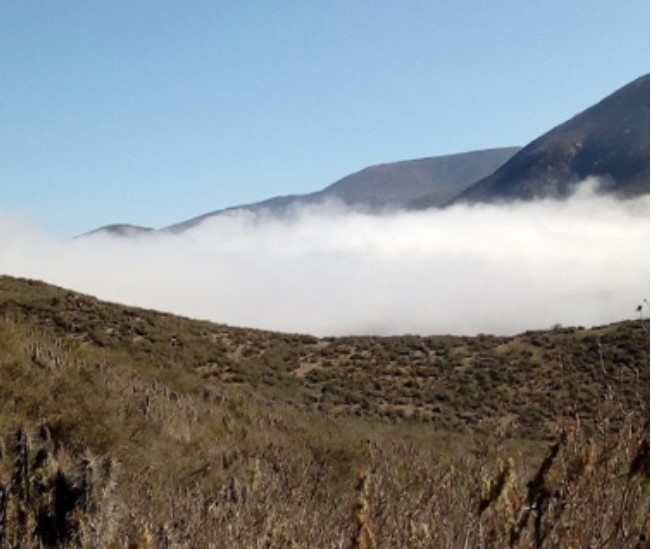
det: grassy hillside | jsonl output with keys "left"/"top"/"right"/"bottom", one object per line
{"left": 0, "top": 276, "right": 648, "bottom": 547}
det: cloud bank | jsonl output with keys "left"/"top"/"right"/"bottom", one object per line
{"left": 1, "top": 181, "right": 649, "bottom": 336}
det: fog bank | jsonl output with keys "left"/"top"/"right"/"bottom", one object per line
{"left": 1, "top": 182, "right": 648, "bottom": 336}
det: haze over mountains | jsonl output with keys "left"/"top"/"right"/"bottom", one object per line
{"left": 3, "top": 182, "right": 648, "bottom": 336}
{"left": 1, "top": 75, "right": 648, "bottom": 338}
{"left": 90, "top": 74, "right": 649, "bottom": 236}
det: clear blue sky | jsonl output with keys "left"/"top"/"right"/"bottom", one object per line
{"left": 1, "top": 1, "right": 649, "bottom": 236}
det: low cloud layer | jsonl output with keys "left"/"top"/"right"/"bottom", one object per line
{"left": 1, "top": 181, "right": 649, "bottom": 336}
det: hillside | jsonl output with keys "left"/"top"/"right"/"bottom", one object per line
{"left": 1, "top": 275, "right": 647, "bottom": 440}
{"left": 0, "top": 276, "right": 648, "bottom": 547}
{"left": 413, "top": 74, "right": 650, "bottom": 208}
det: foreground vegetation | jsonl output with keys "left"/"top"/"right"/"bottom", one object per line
{"left": 0, "top": 276, "right": 648, "bottom": 547}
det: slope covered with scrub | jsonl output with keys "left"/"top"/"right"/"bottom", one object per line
{"left": 0, "top": 276, "right": 648, "bottom": 547}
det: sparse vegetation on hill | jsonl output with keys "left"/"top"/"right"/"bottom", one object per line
{"left": 0, "top": 276, "right": 648, "bottom": 547}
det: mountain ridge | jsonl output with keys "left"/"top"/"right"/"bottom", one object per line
{"left": 165, "top": 147, "right": 520, "bottom": 233}
{"left": 85, "top": 147, "right": 519, "bottom": 236}
{"left": 426, "top": 74, "right": 650, "bottom": 207}
{"left": 84, "top": 74, "right": 650, "bottom": 236}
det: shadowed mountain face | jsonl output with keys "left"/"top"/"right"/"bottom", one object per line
{"left": 428, "top": 75, "right": 650, "bottom": 207}
{"left": 163, "top": 147, "right": 519, "bottom": 233}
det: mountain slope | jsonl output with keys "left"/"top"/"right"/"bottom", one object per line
{"left": 319, "top": 147, "right": 521, "bottom": 207}
{"left": 412, "top": 74, "right": 650, "bottom": 209}
{"left": 163, "top": 147, "right": 519, "bottom": 233}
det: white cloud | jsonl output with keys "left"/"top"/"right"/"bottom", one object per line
{"left": 0, "top": 180, "right": 649, "bottom": 336}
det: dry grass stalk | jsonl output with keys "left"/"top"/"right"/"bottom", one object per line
{"left": 351, "top": 467, "right": 376, "bottom": 549}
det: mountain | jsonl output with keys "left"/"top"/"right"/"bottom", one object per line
{"left": 81, "top": 223, "right": 154, "bottom": 238}
{"left": 86, "top": 74, "right": 650, "bottom": 235}
{"left": 414, "top": 75, "right": 649, "bottom": 208}
{"left": 160, "top": 147, "right": 520, "bottom": 233}
{"left": 315, "top": 148, "right": 520, "bottom": 208}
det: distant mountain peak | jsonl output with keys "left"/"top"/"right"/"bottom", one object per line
{"left": 81, "top": 224, "right": 153, "bottom": 238}
{"left": 84, "top": 75, "right": 649, "bottom": 236}
{"left": 438, "top": 74, "right": 650, "bottom": 206}
{"left": 162, "top": 147, "right": 520, "bottom": 233}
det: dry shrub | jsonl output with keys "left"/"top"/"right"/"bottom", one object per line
{"left": 0, "top": 423, "right": 118, "bottom": 548}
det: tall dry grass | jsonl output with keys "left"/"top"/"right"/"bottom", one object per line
{"left": 0, "top": 415, "right": 647, "bottom": 548}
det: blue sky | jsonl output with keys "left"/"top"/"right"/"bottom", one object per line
{"left": 1, "top": 1, "right": 649, "bottom": 236}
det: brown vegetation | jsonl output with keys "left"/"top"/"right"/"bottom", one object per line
{"left": 0, "top": 276, "right": 648, "bottom": 547}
